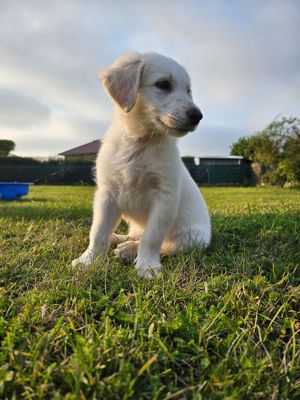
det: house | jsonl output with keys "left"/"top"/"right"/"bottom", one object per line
{"left": 182, "top": 156, "right": 253, "bottom": 185}
{"left": 59, "top": 139, "right": 101, "bottom": 161}
{"left": 182, "top": 155, "right": 246, "bottom": 166}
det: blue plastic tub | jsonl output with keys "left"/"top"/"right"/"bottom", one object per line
{"left": 0, "top": 182, "right": 33, "bottom": 201}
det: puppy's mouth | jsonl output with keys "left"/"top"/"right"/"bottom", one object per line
{"left": 156, "top": 117, "right": 196, "bottom": 137}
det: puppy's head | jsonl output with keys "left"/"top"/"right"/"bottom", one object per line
{"left": 100, "top": 52, "right": 202, "bottom": 137}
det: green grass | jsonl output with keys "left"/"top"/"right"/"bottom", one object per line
{"left": 0, "top": 186, "right": 299, "bottom": 399}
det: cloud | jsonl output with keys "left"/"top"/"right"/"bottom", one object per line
{"left": 180, "top": 123, "right": 250, "bottom": 157}
{"left": 0, "top": 89, "right": 50, "bottom": 128}
{"left": 9, "top": 112, "right": 109, "bottom": 156}
{"left": 0, "top": 0, "right": 299, "bottom": 156}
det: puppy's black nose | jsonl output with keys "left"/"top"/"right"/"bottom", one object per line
{"left": 187, "top": 108, "right": 203, "bottom": 126}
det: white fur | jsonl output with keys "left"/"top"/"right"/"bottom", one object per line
{"left": 72, "top": 52, "right": 211, "bottom": 278}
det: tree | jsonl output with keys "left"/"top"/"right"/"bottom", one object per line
{"left": 281, "top": 131, "right": 300, "bottom": 183}
{"left": 230, "top": 117, "right": 300, "bottom": 185}
{"left": 182, "top": 156, "right": 195, "bottom": 166}
{"left": 230, "top": 136, "right": 256, "bottom": 160}
{"left": 0, "top": 140, "right": 15, "bottom": 157}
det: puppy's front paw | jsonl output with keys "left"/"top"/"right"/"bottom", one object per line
{"left": 135, "top": 258, "right": 162, "bottom": 279}
{"left": 113, "top": 241, "right": 138, "bottom": 263}
{"left": 71, "top": 248, "right": 97, "bottom": 268}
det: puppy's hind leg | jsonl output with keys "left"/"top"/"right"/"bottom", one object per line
{"left": 125, "top": 219, "right": 144, "bottom": 240}
{"left": 162, "top": 227, "right": 211, "bottom": 256}
{"left": 113, "top": 240, "right": 139, "bottom": 263}
{"left": 113, "top": 220, "right": 143, "bottom": 262}
{"left": 110, "top": 233, "right": 130, "bottom": 246}
{"left": 111, "top": 219, "right": 143, "bottom": 248}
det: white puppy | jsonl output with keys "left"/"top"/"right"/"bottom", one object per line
{"left": 72, "top": 52, "right": 211, "bottom": 278}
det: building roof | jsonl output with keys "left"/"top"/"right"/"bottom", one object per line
{"left": 59, "top": 139, "right": 101, "bottom": 156}
{"left": 196, "top": 156, "right": 244, "bottom": 159}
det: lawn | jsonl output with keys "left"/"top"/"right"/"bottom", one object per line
{"left": 0, "top": 186, "right": 299, "bottom": 399}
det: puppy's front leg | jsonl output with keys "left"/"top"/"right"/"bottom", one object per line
{"left": 136, "top": 200, "right": 176, "bottom": 278}
{"left": 72, "top": 189, "right": 121, "bottom": 268}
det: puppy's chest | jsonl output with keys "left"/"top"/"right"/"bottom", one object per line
{"left": 101, "top": 138, "right": 178, "bottom": 212}
{"left": 119, "top": 151, "right": 162, "bottom": 192}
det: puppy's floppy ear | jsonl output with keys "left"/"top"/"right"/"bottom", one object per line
{"left": 99, "top": 54, "right": 144, "bottom": 113}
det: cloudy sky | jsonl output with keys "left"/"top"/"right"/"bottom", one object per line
{"left": 0, "top": 0, "right": 299, "bottom": 157}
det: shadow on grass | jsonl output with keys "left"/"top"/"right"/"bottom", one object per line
{"left": 1, "top": 199, "right": 299, "bottom": 236}
{"left": 1, "top": 200, "right": 299, "bottom": 282}
{"left": 19, "top": 197, "right": 50, "bottom": 203}
{"left": 0, "top": 202, "right": 92, "bottom": 221}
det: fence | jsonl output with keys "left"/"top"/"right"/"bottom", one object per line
{"left": 0, "top": 164, "right": 95, "bottom": 184}
{"left": 188, "top": 164, "right": 253, "bottom": 185}
{"left": 0, "top": 162, "right": 253, "bottom": 186}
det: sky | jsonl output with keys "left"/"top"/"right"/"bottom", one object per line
{"left": 0, "top": 0, "right": 299, "bottom": 157}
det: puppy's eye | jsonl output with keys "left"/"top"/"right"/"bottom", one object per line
{"left": 155, "top": 80, "right": 171, "bottom": 91}
{"left": 187, "top": 88, "right": 191, "bottom": 95}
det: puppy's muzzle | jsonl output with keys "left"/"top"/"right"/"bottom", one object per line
{"left": 187, "top": 107, "right": 203, "bottom": 127}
